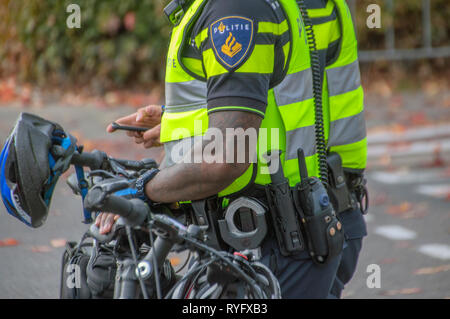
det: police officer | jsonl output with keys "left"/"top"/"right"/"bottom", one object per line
{"left": 301, "top": 0, "right": 368, "bottom": 298}
{"left": 97, "top": 0, "right": 367, "bottom": 299}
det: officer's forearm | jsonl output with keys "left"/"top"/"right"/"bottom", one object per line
{"left": 144, "top": 111, "right": 262, "bottom": 203}
{"left": 145, "top": 159, "right": 249, "bottom": 203}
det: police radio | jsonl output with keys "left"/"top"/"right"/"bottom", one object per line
{"left": 293, "top": 148, "right": 344, "bottom": 264}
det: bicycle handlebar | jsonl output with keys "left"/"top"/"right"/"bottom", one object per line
{"left": 115, "top": 158, "right": 158, "bottom": 170}
{"left": 71, "top": 150, "right": 107, "bottom": 170}
{"left": 84, "top": 189, "right": 149, "bottom": 227}
{"left": 71, "top": 150, "right": 158, "bottom": 172}
{"left": 84, "top": 188, "right": 184, "bottom": 283}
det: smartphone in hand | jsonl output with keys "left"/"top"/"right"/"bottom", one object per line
{"left": 111, "top": 122, "right": 147, "bottom": 133}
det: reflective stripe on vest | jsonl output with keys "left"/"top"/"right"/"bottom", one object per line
{"left": 325, "top": 0, "right": 367, "bottom": 170}
{"left": 160, "top": 0, "right": 209, "bottom": 143}
{"left": 165, "top": 80, "right": 207, "bottom": 113}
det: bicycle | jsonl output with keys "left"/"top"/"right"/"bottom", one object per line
{"left": 60, "top": 138, "right": 281, "bottom": 299}
{"left": 0, "top": 112, "right": 280, "bottom": 299}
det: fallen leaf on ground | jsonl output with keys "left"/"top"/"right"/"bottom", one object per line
{"left": 443, "top": 97, "right": 450, "bottom": 108}
{"left": 371, "top": 192, "right": 389, "bottom": 206}
{"left": 378, "top": 154, "right": 392, "bottom": 167}
{"left": 388, "top": 141, "right": 412, "bottom": 149}
{"left": 428, "top": 144, "right": 446, "bottom": 168}
{"left": 389, "top": 95, "right": 403, "bottom": 108}
{"left": 0, "top": 79, "right": 17, "bottom": 103}
{"left": 104, "top": 91, "right": 120, "bottom": 105}
{"left": 413, "top": 264, "right": 450, "bottom": 275}
{"left": 381, "top": 288, "right": 422, "bottom": 296}
{"left": 409, "top": 111, "right": 430, "bottom": 126}
{"left": 390, "top": 202, "right": 429, "bottom": 219}
{"left": 394, "top": 241, "right": 412, "bottom": 249}
{"left": 423, "top": 82, "right": 440, "bottom": 97}
{"left": 380, "top": 258, "right": 398, "bottom": 264}
{"left": 0, "top": 238, "right": 20, "bottom": 247}
{"left": 50, "top": 238, "right": 67, "bottom": 248}
{"left": 31, "top": 245, "right": 53, "bottom": 253}
{"left": 391, "top": 124, "right": 407, "bottom": 133}
{"left": 48, "top": 209, "right": 62, "bottom": 216}
{"left": 386, "top": 202, "right": 412, "bottom": 216}
{"left": 372, "top": 80, "right": 392, "bottom": 98}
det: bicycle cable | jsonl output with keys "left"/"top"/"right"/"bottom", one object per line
{"left": 181, "top": 236, "right": 264, "bottom": 298}
{"left": 126, "top": 226, "right": 149, "bottom": 299}
{"left": 175, "top": 250, "right": 192, "bottom": 274}
{"left": 184, "top": 262, "right": 210, "bottom": 298}
{"left": 148, "top": 222, "right": 163, "bottom": 299}
{"left": 164, "top": 258, "right": 218, "bottom": 299}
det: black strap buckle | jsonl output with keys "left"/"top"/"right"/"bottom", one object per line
{"left": 191, "top": 199, "right": 224, "bottom": 250}
{"left": 327, "top": 152, "right": 353, "bottom": 214}
{"left": 356, "top": 181, "right": 369, "bottom": 215}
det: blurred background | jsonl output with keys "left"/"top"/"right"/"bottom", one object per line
{"left": 0, "top": 0, "right": 448, "bottom": 298}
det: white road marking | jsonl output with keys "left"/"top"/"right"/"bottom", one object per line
{"left": 417, "top": 244, "right": 450, "bottom": 260}
{"left": 374, "top": 225, "right": 417, "bottom": 240}
{"left": 364, "top": 214, "right": 374, "bottom": 223}
{"left": 370, "top": 170, "right": 444, "bottom": 185}
{"left": 416, "top": 184, "right": 450, "bottom": 199}
{"left": 367, "top": 124, "right": 450, "bottom": 145}
{"left": 367, "top": 139, "right": 450, "bottom": 158}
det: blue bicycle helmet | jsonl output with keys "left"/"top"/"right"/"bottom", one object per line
{"left": 0, "top": 112, "right": 76, "bottom": 228}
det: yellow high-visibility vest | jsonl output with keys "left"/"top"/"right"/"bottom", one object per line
{"left": 160, "top": 0, "right": 367, "bottom": 196}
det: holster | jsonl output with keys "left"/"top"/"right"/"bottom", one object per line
{"left": 265, "top": 183, "right": 305, "bottom": 256}
{"left": 190, "top": 198, "right": 228, "bottom": 251}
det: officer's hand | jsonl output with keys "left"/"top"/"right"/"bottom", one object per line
{"left": 133, "top": 124, "right": 162, "bottom": 148}
{"left": 106, "top": 104, "right": 162, "bottom": 138}
{"left": 95, "top": 212, "right": 120, "bottom": 235}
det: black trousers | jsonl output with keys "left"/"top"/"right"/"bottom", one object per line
{"left": 330, "top": 206, "right": 368, "bottom": 298}
{"left": 259, "top": 205, "right": 367, "bottom": 299}
{"left": 259, "top": 235, "right": 342, "bottom": 299}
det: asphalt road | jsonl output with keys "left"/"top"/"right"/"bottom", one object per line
{"left": 346, "top": 167, "right": 450, "bottom": 299}
{"left": 0, "top": 104, "right": 448, "bottom": 299}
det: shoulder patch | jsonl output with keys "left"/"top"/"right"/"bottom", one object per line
{"left": 210, "top": 16, "right": 254, "bottom": 70}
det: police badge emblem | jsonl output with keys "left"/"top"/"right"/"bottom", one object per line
{"left": 210, "top": 16, "right": 254, "bottom": 70}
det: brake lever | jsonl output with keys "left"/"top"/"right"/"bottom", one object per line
{"left": 84, "top": 178, "right": 132, "bottom": 210}
{"left": 87, "top": 170, "right": 118, "bottom": 179}
{"left": 108, "top": 159, "right": 132, "bottom": 178}
{"left": 97, "top": 178, "right": 131, "bottom": 194}
{"left": 66, "top": 173, "right": 82, "bottom": 195}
